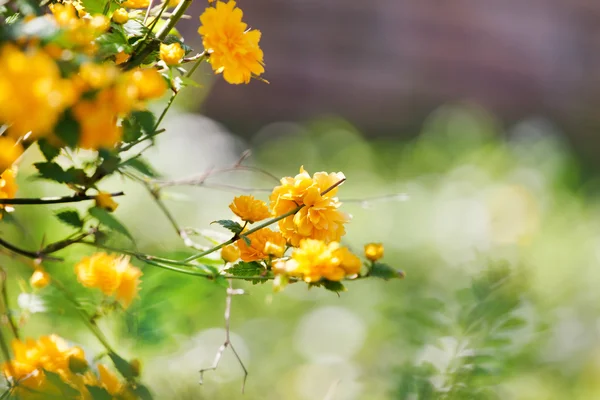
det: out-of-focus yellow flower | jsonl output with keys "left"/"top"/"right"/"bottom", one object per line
{"left": 0, "top": 45, "right": 75, "bottom": 139}
{"left": 78, "top": 62, "right": 119, "bottom": 89}
{"left": 221, "top": 244, "right": 240, "bottom": 263}
{"left": 112, "top": 8, "right": 129, "bottom": 24}
{"left": 160, "top": 42, "right": 185, "bottom": 66}
{"left": 73, "top": 94, "right": 123, "bottom": 150}
{"left": 0, "top": 168, "right": 18, "bottom": 212}
{"left": 270, "top": 167, "right": 348, "bottom": 246}
{"left": 364, "top": 243, "right": 384, "bottom": 262}
{"left": 30, "top": 269, "right": 51, "bottom": 289}
{"left": 75, "top": 253, "right": 142, "bottom": 308}
{"left": 122, "top": 0, "right": 149, "bottom": 8}
{"left": 129, "top": 68, "right": 167, "bottom": 100}
{"left": 95, "top": 191, "right": 119, "bottom": 212}
{"left": 198, "top": 1, "right": 265, "bottom": 84}
{"left": 97, "top": 364, "right": 123, "bottom": 395}
{"left": 229, "top": 195, "right": 270, "bottom": 223}
{"left": 280, "top": 239, "right": 361, "bottom": 282}
{"left": 236, "top": 228, "right": 286, "bottom": 261}
{"left": 115, "top": 50, "right": 130, "bottom": 65}
{"left": 0, "top": 136, "right": 23, "bottom": 173}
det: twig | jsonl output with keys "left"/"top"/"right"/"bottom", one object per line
{"left": 0, "top": 237, "right": 61, "bottom": 262}
{"left": 0, "top": 269, "right": 19, "bottom": 340}
{"left": 0, "top": 191, "right": 124, "bottom": 205}
{"left": 199, "top": 280, "right": 248, "bottom": 393}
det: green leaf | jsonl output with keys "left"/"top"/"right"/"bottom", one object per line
{"left": 323, "top": 280, "right": 346, "bottom": 294}
{"left": 132, "top": 384, "right": 154, "bottom": 400}
{"left": 131, "top": 110, "right": 156, "bottom": 135}
{"left": 227, "top": 261, "right": 264, "bottom": 277}
{"left": 86, "top": 385, "right": 112, "bottom": 400}
{"left": 240, "top": 235, "right": 251, "bottom": 246}
{"left": 33, "top": 162, "right": 75, "bottom": 183}
{"left": 96, "top": 30, "right": 132, "bottom": 57}
{"left": 89, "top": 207, "right": 133, "bottom": 241}
{"left": 54, "top": 110, "right": 80, "bottom": 148}
{"left": 369, "top": 262, "right": 404, "bottom": 280}
{"left": 122, "top": 157, "right": 159, "bottom": 178}
{"left": 108, "top": 352, "right": 135, "bottom": 380}
{"left": 497, "top": 317, "right": 526, "bottom": 331}
{"left": 38, "top": 138, "right": 60, "bottom": 161}
{"left": 122, "top": 117, "right": 143, "bottom": 143}
{"left": 55, "top": 209, "right": 84, "bottom": 229}
{"left": 43, "top": 370, "right": 80, "bottom": 397}
{"left": 98, "top": 149, "right": 121, "bottom": 174}
{"left": 211, "top": 220, "right": 243, "bottom": 235}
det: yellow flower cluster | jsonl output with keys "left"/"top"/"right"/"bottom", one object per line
{"left": 0, "top": 168, "right": 18, "bottom": 216}
{"left": 270, "top": 166, "right": 348, "bottom": 246}
{"left": 75, "top": 253, "right": 142, "bottom": 308}
{"left": 274, "top": 239, "right": 361, "bottom": 282}
{"left": 1, "top": 335, "right": 128, "bottom": 398}
{"left": 236, "top": 228, "right": 286, "bottom": 262}
{"left": 198, "top": 1, "right": 265, "bottom": 84}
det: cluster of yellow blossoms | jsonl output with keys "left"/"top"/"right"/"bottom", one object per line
{"left": 220, "top": 167, "right": 386, "bottom": 287}
{"left": 75, "top": 253, "right": 142, "bottom": 308}
{"left": 2, "top": 335, "right": 130, "bottom": 399}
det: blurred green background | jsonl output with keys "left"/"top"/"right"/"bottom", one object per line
{"left": 6, "top": 103, "right": 600, "bottom": 399}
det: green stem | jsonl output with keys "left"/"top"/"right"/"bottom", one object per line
{"left": 0, "top": 269, "right": 19, "bottom": 340}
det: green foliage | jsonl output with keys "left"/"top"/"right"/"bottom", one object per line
{"left": 212, "top": 220, "right": 243, "bottom": 235}
{"left": 55, "top": 209, "right": 84, "bottom": 229}
{"left": 369, "top": 262, "right": 404, "bottom": 280}
{"left": 89, "top": 206, "right": 133, "bottom": 241}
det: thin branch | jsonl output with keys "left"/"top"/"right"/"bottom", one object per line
{"left": 199, "top": 280, "right": 248, "bottom": 393}
{"left": 0, "top": 191, "right": 124, "bottom": 205}
{"left": 0, "top": 269, "right": 19, "bottom": 340}
{"left": 157, "top": 165, "right": 280, "bottom": 188}
{"left": 0, "top": 237, "right": 61, "bottom": 262}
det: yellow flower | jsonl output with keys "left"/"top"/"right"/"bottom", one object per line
{"left": 129, "top": 68, "right": 167, "bottom": 100}
{"left": 73, "top": 93, "right": 123, "bottom": 150}
{"left": 270, "top": 167, "right": 349, "bottom": 246}
{"left": 221, "top": 244, "right": 240, "bottom": 263}
{"left": 0, "top": 45, "right": 75, "bottom": 139}
{"left": 236, "top": 228, "right": 286, "bottom": 261}
{"left": 97, "top": 364, "right": 122, "bottom": 395}
{"left": 75, "top": 253, "right": 142, "bottom": 308}
{"left": 95, "top": 191, "right": 119, "bottom": 212}
{"left": 0, "top": 168, "right": 18, "bottom": 211}
{"left": 0, "top": 136, "right": 23, "bottom": 173}
{"left": 283, "top": 239, "right": 360, "bottom": 282}
{"left": 229, "top": 195, "right": 270, "bottom": 223}
{"left": 160, "top": 42, "right": 185, "bottom": 66}
{"left": 30, "top": 269, "right": 51, "bottom": 289}
{"left": 78, "top": 62, "right": 119, "bottom": 89}
{"left": 364, "top": 243, "right": 384, "bottom": 262}
{"left": 112, "top": 8, "right": 129, "bottom": 24}
{"left": 198, "top": 1, "right": 265, "bottom": 84}
{"left": 122, "top": 0, "right": 149, "bottom": 8}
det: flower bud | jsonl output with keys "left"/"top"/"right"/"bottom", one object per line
{"left": 221, "top": 244, "right": 240, "bottom": 263}
{"left": 30, "top": 269, "right": 50, "bottom": 289}
{"left": 95, "top": 192, "right": 118, "bottom": 212}
{"left": 112, "top": 8, "right": 129, "bottom": 24}
{"left": 364, "top": 243, "right": 384, "bottom": 262}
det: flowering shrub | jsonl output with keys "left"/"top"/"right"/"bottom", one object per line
{"left": 0, "top": 0, "right": 403, "bottom": 398}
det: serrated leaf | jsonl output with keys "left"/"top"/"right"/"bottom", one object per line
{"left": 227, "top": 261, "right": 264, "bottom": 277}
{"left": 108, "top": 352, "right": 134, "bottom": 380}
{"left": 211, "top": 220, "right": 243, "bottom": 235}
{"left": 122, "top": 157, "right": 159, "bottom": 178}
{"left": 131, "top": 110, "right": 156, "bottom": 135}
{"left": 38, "top": 139, "right": 60, "bottom": 161}
{"left": 34, "top": 162, "right": 75, "bottom": 183}
{"left": 55, "top": 209, "right": 84, "bottom": 229}
{"left": 369, "top": 262, "right": 404, "bottom": 280}
{"left": 86, "top": 385, "right": 112, "bottom": 400}
{"left": 132, "top": 384, "right": 154, "bottom": 400}
{"left": 43, "top": 370, "right": 80, "bottom": 397}
{"left": 95, "top": 30, "right": 132, "bottom": 57}
{"left": 323, "top": 280, "right": 346, "bottom": 294}
{"left": 89, "top": 207, "right": 133, "bottom": 241}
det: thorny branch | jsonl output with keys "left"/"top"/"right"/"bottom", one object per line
{"left": 199, "top": 280, "right": 248, "bottom": 393}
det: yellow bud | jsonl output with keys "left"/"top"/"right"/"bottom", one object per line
{"left": 130, "top": 358, "right": 141, "bottom": 377}
{"left": 95, "top": 192, "right": 119, "bottom": 212}
{"left": 112, "top": 8, "right": 129, "bottom": 24}
{"left": 221, "top": 244, "right": 240, "bottom": 263}
{"left": 364, "top": 243, "right": 384, "bottom": 262}
{"left": 30, "top": 269, "right": 50, "bottom": 289}
{"left": 160, "top": 42, "right": 185, "bottom": 66}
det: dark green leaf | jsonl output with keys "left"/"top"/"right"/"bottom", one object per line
{"left": 132, "top": 384, "right": 154, "bottom": 400}
{"left": 227, "top": 261, "right": 264, "bottom": 277}
{"left": 211, "top": 220, "right": 243, "bottom": 235}
{"left": 98, "top": 149, "right": 121, "bottom": 174}
{"left": 86, "top": 385, "right": 112, "bottom": 400}
{"left": 33, "top": 162, "right": 75, "bottom": 183}
{"left": 55, "top": 209, "right": 84, "bottom": 229}
{"left": 369, "top": 262, "right": 404, "bottom": 280}
{"left": 89, "top": 207, "right": 133, "bottom": 241}
{"left": 240, "top": 235, "right": 251, "bottom": 246}
{"left": 54, "top": 110, "right": 80, "bottom": 148}
{"left": 108, "top": 352, "right": 134, "bottom": 380}
{"left": 323, "top": 280, "right": 346, "bottom": 294}
{"left": 122, "top": 116, "right": 143, "bottom": 143}
{"left": 131, "top": 110, "right": 156, "bottom": 135}
{"left": 38, "top": 139, "right": 60, "bottom": 161}
{"left": 122, "top": 157, "right": 159, "bottom": 178}
{"left": 43, "top": 370, "right": 80, "bottom": 397}
{"left": 95, "top": 30, "right": 131, "bottom": 57}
